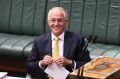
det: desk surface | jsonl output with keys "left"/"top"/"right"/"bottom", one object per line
{"left": 70, "top": 57, "right": 120, "bottom": 79}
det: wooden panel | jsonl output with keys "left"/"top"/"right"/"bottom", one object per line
{"left": 0, "top": 58, "right": 26, "bottom": 73}
{"left": 70, "top": 57, "right": 120, "bottom": 79}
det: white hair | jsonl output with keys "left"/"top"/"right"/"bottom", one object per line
{"left": 47, "top": 7, "right": 68, "bottom": 20}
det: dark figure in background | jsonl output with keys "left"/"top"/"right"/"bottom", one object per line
{"left": 26, "top": 7, "right": 91, "bottom": 79}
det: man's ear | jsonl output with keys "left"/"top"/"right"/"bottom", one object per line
{"left": 65, "top": 19, "right": 68, "bottom": 22}
{"left": 65, "top": 20, "right": 68, "bottom": 26}
{"left": 64, "top": 19, "right": 67, "bottom": 23}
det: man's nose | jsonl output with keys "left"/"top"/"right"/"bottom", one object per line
{"left": 54, "top": 20, "right": 59, "bottom": 25}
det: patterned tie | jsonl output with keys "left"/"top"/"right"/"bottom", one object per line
{"left": 52, "top": 37, "right": 59, "bottom": 60}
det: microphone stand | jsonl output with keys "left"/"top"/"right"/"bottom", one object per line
{"left": 76, "top": 39, "right": 89, "bottom": 79}
{"left": 80, "top": 66, "right": 84, "bottom": 79}
{"left": 76, "top": 66, "right": 84, "bottom": 79}
{"left": 76, "top": 34, "right": 97, "bottom": 79}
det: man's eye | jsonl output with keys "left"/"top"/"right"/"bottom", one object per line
{"left": 50, "top": 19, "right": 64, "bottom": 23}
{"left": 57, "top": 19, "right": 63, "bottom": 22}
{"left": 51, "top": 20, "right": 56, "bottom": 22}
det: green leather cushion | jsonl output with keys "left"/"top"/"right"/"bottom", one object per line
{"left": 89, "top": 43, "right": 120, "bottom": 59}
{"left": 0, "top": 33, "right": 34, "bottom": 59}
{"left": 0, "top": 0, "right": 46, "bottom": 36}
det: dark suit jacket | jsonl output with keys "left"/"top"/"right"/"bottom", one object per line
{"left": 26, "top": 31, "right": 91, "bottom": 79}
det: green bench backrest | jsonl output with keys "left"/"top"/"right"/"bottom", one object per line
{"left": 45, "top": 0, "right": 120, "bottom": 45}
{"left": 0, "top": 0, "right": 120, "bottom": 45}
{"left": 0, "top": 0, "right": 46, "bottom": 35}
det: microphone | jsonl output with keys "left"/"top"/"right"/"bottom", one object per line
{"left": 82, "top": 34, "right": 97, "bottom": 53}
{"left": 76, "top": 34, "right": 97, "bottom": 79}
{"left": 87, "top": 34, "right": 97, "bottom": 43}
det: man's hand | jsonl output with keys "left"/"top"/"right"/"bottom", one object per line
{"left": 55, "top": 56, "right": 72, "bottom": 66}
{"left": 40, "top": 55, "right": 53, "bottom": 66}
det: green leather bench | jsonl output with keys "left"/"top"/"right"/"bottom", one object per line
{"left": 0, "top": 0, "right": 120, "bottom": 75}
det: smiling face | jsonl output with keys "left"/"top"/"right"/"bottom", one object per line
{"left": 48, "top": 7, "right": 68, "bottom": 37}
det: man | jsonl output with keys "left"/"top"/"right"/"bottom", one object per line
{"left": 26, "top": 7, "right": 91, "bottom": 79}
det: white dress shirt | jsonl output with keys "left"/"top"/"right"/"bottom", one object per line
{"left": 51, "top": 32, "right": 64, "bottom": 57}
{"left": 39, "top": 32, "right": 76, "bottom": 70}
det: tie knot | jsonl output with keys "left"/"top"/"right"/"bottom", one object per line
{"left": 54, "top": 37, "right": 59, "bottom": 41}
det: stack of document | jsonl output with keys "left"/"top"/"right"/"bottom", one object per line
{"left": 0, "top": 72, "right": 8, "bottom": 79}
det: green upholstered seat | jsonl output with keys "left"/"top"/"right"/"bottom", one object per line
{"left": 0, "top": 33, "right": 34, "bottom": 59}
{"left": 88, "top": 43, "right": 120, "bottom": 59}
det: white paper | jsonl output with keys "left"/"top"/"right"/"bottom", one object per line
{"left": 45, "top": 62, "right": 70, "bottom": 79}
{"left": 5, "top": 76, "right": 29, "bottom": 79}
{"left": 0, "top": 72, "right": 7, "bottom": 78}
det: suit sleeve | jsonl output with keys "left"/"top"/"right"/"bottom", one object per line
{"left": 26, "top": 38, "right": 47, "bottom": 78}
{"left": 75, "top": 37, "right": 91, "bottom": 69}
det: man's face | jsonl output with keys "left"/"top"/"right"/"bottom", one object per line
{"left": 48, "top": 10, "right": 67, "bottom": 36}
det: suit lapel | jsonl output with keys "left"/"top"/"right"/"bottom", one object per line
{"left": 64, "top": 31, "right": 72, "bottom": 58}
{"left": 45, "top": 33, "right": 52, "bottom": 56}
{"left": 44, "top": 32, "right": 72, "bottom": 57}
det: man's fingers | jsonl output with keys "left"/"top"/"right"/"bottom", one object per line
{"left": 42, "top": 55, "right": 53, "bottom": 65}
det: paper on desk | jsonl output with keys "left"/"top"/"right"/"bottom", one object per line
{"left": 0, "top": 72, "right": 7, "bottom": 78}
{"left": 45, "top": 62, "right": 70, "bottom": 79}
{"left": 5, "top": 76, "right": 29, "bottom": 79}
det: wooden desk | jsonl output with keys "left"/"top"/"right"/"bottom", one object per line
{"left": 70, "top": 57, "right": 120, "bottom": 79}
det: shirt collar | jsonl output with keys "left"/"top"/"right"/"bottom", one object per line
{"left": 51, "top": 32, "right": 65, "bottom": 41}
